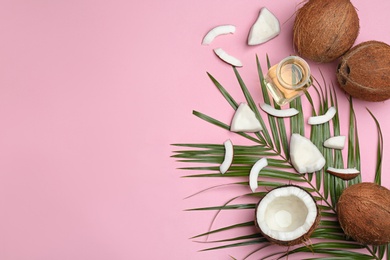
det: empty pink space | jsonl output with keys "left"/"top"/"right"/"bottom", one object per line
{"left": 0, "top": 0, "right": 389, "bottom": 259}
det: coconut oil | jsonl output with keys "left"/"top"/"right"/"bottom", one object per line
{"left": 264, "top": 56, "right": 312, "bottom": 106}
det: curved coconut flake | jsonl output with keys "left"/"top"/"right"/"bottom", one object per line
{"left": 202, "top": 25, "right": 236, "bottom": 45}
{"left": 249, "top": 158, "right": 268, "bottom": 192}
{"left": 219, "top": 139, "right": 233, "bottom": 174}
{"left": 290, "top": 133, "right": 325, "bottom": 174}
{"left": 323, "top": 135, "right": 346, "bottom": 150}
{"left": 231, "top": 103, "right": 263, "bottom": 132}
{"left": 259, "top": 103, "right": 299, "bottom": 118}
{"left": 327, "top": 167, "right": 360, "bottom": 180}
{"left": 308, "top": 106, "right": 336, "bottom": 125}
{"left": 248, "top": 7, "right": 280, "bottom": 45}
{"left": 213, "top": 48, "right": 243, "bottom": 67}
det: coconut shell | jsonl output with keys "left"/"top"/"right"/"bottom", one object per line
{"left": 337, "top": 182, "right": 390, "bottom": 245}
{"left": 293, "top": 0, "right": 359, "bottom": 63}
{"left": 254, "top": 185, "right": 320, "bottom": 246}
{"left": 336, "top": 41, "right": 390, "bottom": 102}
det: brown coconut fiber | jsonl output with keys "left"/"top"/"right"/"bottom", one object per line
{"left": 337, "top": 40, "right": 390, "bottom": 102}
{"left": 293, "top": 0, "right": 359, "bottom": 63}
{"left": 337, "top": 182, "right": 390, "bottom": 245}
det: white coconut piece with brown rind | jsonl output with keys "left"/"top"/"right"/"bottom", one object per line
{"left": 327, "top": 167, "right": 360, "bottom": 180}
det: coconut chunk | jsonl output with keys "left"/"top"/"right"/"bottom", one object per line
{"left": 255, "top": 185, "right": 319, "bottom": 246}
{"left": 290, "top": 134, "right": 325, "bottom": 173}
{"left": 308, "top": 106, "right": 336, "bottom": 125}
{"left": 248, "top": 7, "right": 280, "bottom": 45}
{"left": 323, "top": 136, "right": 346, "bottom": 149}
{"left": 249, "top": 158, "right": 268, "bottom": 192}
{"left": 327, "top": 167, "right": 360, "bottom": 180}
{"left": 230, "top": 103, "right": 263, "bottom": 132}
{"left": 202, "top": 25, "right": 236, "bottom": 45}
{"left": 220, "top": 139, "right": 233, "bottom": 174}
{"left": 213, "top": 48, "right": 243, "bottom": 67}
{"left": 259, "top": 103, "right": 299, "bottom": 117}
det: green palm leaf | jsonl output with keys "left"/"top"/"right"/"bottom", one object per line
{"left": 172, "top": 56, "right": 387, "bottom": 259}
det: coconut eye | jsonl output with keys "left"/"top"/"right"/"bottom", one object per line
{"left": 344, "top": 64, "right": 351, "bottom": 75}
{"left": 336, "top": 41, "right": 390, "bottom": 102}
{"left": 340, "top": 76, "right": 347, "bottom": 86}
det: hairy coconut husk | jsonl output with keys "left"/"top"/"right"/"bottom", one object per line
{"left": 254, "top": 185, "right": 320, "bottom": 246}
{"left": 337, "top": 41, "right": 390, "bottom": 102}
{"left": 337, "top": 182, "right": 390, "bottom": 245}
{"left": 293, "top": 0, "right": 359, "bottom": 63}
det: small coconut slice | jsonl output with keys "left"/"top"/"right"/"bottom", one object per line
{"left": 308, "top": 106, "right": 336, "bottom": 125}
{"left": 327, "top": 167, "right": 360, "bottom": 180}
{"left": 290, "top": 134, "right": 325, "bottom": 174}
{"left": 202, "top": 25, "right": 236, "bottom": 45}
{"left": 323, "top": 136, "right": 346, "bottom": 150}
{"left": 231, "top": 103, "right": 262, "bottom": 132}
{"left": 259, "top": 103, "right": 299, "bottom": 118}
{"left": 213, "top": 48, "right": 243, "bottom": 67}
{"left": 248, "top": 7, "right": 280, "bottom": 45}
{"left": 249, "top": 158, "right": 268, "bottom": 192}
{"left": 220, "top": 139, "right": 233, "bottom": 174}
{"left": 255, "top": 185, "right": 320, "bottom": 246}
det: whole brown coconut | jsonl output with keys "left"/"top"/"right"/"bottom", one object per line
{"left": 337, "top": 182, "right": 390, "bottom": 245}
{"left": 337, "top": 41, "right": 390, "bottom": 102}
{"left": 293, "top": 0, "right": 359, "bottom": 63}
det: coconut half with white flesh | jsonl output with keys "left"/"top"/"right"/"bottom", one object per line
{"left": 255, "top": 185, "right": 320, "bottom": 246}
{"left": 290, "top": 134, "right": 326, "bottom": 174}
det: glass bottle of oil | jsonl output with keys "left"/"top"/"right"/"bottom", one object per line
{"left": 264, "top": 56, "right": 312, "bottom": 106}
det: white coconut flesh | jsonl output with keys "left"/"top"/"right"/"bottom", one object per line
{"left": 202, "top": 25, "right": 236, "bottom": 45}
{"left": 248, "top": 7, "right": 280, "bottom": 45}
{"left": 259, "top": 103, "right": 299, "bottom": 118}
{"left": 323, "top": 135, "right": 346, "bottom": 149}
{"left": 326, "top": 167, "right": 360, "bottom": 180}
{"left": 308, "top": 106, "right": 336, "bottom": 125}
{"left": 290, "top": 133, "right": 325, "bottom": 173}
{"left": 249, "top": 158, "right": 268, "bottom": 192}
{"left": 327, "top": 167, "right": 359, "bottom": 174}
{"left": 213, "top": 48, "right": 243, "bottom": 67}
{"left": 220, "top": 139, "right": 234, "bottom": 174}
{"left": 230, "top": 103, "right": 263, "bottom": 132}
{"left": 256, "top": 186, "right": 318, "bottom": 242}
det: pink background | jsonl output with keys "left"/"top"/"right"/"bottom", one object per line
{"left": 0, "top": 0, "right": 389, "bottom": 259}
